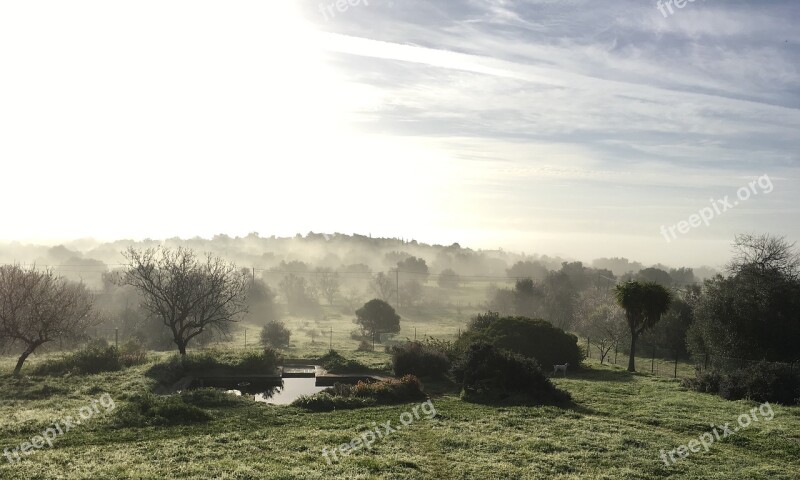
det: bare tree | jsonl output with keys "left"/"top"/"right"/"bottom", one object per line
{"left": 0, "top": 265, "right": 95, "bottom": 375}
{"left": 728, "top": 233, "right": 799, "bottom": 279}
{"left": 315, "top": 268, "right": 341, "bottom": 305}
{"left": 121, "top": 247, "right": 249, "bottom": 355}
{"left": 577, "top": 289, "right": 626, "bottom": 364}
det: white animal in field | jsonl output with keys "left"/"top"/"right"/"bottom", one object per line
{"left": 553, "top": 363, "right": 569, "bottom": 376}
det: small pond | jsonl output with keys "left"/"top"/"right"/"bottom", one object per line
{"left": 226, "top": 377, "right": 328, "bottom": 405}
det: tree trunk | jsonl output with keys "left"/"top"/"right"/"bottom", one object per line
{"left": 14, "top": 341, "right": 43, "bottom": 376}
{"left": 176, "top": 339, "right": 187, "bottom": 355}
{"left": 627, "top": 334, "right": 637, "bottom": 372}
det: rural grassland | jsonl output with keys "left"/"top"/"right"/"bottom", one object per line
{"left": 0, "top": 350, "right": 797, "bottom": 480}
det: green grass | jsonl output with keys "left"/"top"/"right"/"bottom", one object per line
{"left": 0, "top": 346, "right": 798, "bottom": 479}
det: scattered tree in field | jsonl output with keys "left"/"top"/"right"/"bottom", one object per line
{"left": 396, "top": 257, "right": 429, "bottom": 282}
{"left": 122, "top": 247, "right": 249, "bottom": 355}
{"left": 636, "top": 267, "right": 673, "bottom": 287}
{"left": 576, "top": 289, "right": 626, "bottom": 364}
{"left": 279, "top": 274, "right": 320, "bottom": 316}
{"left": 0, "top": 265, "right": 96, "bottom": 375}
{"left": 246, "top": 278, "right": 281, "bottom": 323}
{"left": 354, "top": 299, "right": 401, "bottom": 339}
{"left": 260, "top": 320, "right": 291, "bottom": 348}
{"left": 399, "top": 280, "right": 423, "bottom": 307}
{"left": 315, "top": 268, "right": 340, "bottom": 305}
{"left": 614, "top": 281, "right": 672, "bottom": 372}
{"left": 437, "top": 268, "right": 461, "bottom": 289}
{"left": 507, "top": 261, "right": 549, "bottom": 282}
{"left": 371, "top": 272, "right": 395, "bottom": 303}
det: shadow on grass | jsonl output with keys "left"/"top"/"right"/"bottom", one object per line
{"left": 557, "top": 364, "right": 636, "bottom": 383}
{"left": 460, "top": 391, "right": 594, "bottom": 414}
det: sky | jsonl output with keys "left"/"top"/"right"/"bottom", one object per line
{"left": 0, "top": 0, "right": 798, "bottom": 268}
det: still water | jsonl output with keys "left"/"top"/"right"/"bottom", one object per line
{"left": 226, "top": 377, "right": 328, "bottom": 405}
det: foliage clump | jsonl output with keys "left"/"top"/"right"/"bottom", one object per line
{"left": 115, "top": 392, "right": 212, "bottom": 426}
{"left": 390, "top": 341, "right": 451, "bottom": 378}
{"left": 32, "top": 340, "right": 148, "bottom": 376}
{"left": 319, "top": 350, "right": 370, "bottom": 374}
{"left": 456, "top": 312, "right": 582, "bottom": 369}
{"left": 292, "top": 375, "right": 425, "bottom": 411}
{"left": 683, "top": 362, "right": 800, "bottom": 405}
{"left": 453, "top": 342, "right": 571, "bottom": 405}
{"left": 146, "top": 348, "right": 281, "bottom": 385}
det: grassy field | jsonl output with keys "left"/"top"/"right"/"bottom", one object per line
{"left": 0, "top": 345, "right": 798, "bottom": 480}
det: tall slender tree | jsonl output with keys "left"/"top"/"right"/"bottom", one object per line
{"left": 614, "top": 281, "right": 672, "bottom": 372}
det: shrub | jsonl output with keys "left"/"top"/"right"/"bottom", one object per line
{"left": 453, "top": 342, "right": 571, "bottom": 404}
{"left": 292, "top": 375, "right": 425, "bottom": 411}
{"left": 32, "top": 342, "right": 146, "bottom": 376}
{"left": 260, "top": 320, "right": 291, "bottom": 348}
{"left": 119, "top": 340, "right": 148, "bottom": 367}
{"left": 718, "top": 368, "right": 751, "bottom": 401}
{"left": 319, "top": 350, "right": 370, "bottom": 373}
{"left": 115, "top": 393, "right": 212, "bottom": 427}
{"left": 686, "top": 362, "right": 800, "bottom": 405}
{"left": 145, "top": 350, "right": 281, "bottom": 386}
{"left": 390, "top": 341, "right": 451, "bottom": 378}
{"left": 356, "top": 340, "right": 373, "bottom": 352}
{"left": 236, "top": 348, "right": 282, "bottom": 374}
{"left": 291, "top": 393, "right": 375, "bottom": 412}
{"left": 457, "top": 314, "right": 582, "bottom": 369}
{"left": 681, "top": 370, "right": 723, "bottom": 394}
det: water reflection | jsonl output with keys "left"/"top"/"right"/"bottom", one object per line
{"left": 223, "top": 379, "right": 326, "bottom": 404}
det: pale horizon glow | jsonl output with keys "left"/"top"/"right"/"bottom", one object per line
{"left": 1, "top": 0, "right": 798, "bottom": 268}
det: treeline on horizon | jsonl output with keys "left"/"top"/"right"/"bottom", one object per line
{"left": 0, "top": 232, "right": 719, "bottom": 291}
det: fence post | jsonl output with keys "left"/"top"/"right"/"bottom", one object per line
{"left": 115, "top": 328, "right": 119, "bottom": 349}
{"left": 651, "top": 345, "right": 656, "bottom": 373}
{"left": 587, "top": 337, "right": 590, "bottom": 359}
{"left": 674, "top": 352, "right": 678, "bottom": 379}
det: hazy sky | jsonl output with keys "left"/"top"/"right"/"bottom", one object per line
{"left": 1, "top": 1, "right": 798, "bottom": 267}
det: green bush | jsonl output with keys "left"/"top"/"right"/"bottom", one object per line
{"left": 453, "top": 342, "right": 571, "bottom": 405}
{"left": 681, "top": 370, "right": 723, "bottom": 393}
{"left": 685, "top": 362, "right": 800, "bottom": 405}
{"left": 260, "top": 320, "right": 291, "bottom": 348}
{"left": 32, "top": 341, "right": 148, "bottom": 376}
{"left": 319, "top": 350, "right": 370, "bottom": 373}
{"left": 292, "top": 375, "right": 425, "bottom": 411}
{"left": 291, "top": 392, "right": 375, "bottom": 412}
{"left": 236, "top": 348, "right": 281, "bottom": 374}
{"left": 456, "top": 314, "right": 582, "bottom": 369}
{"left": 115, "top": 393, "right": 211, "bottom": 427}
{"left": 390, "top": 341, "right": 451, "bottom": 378}
{"left": 146, "top": 349, "right": 281, "bottom": 385}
